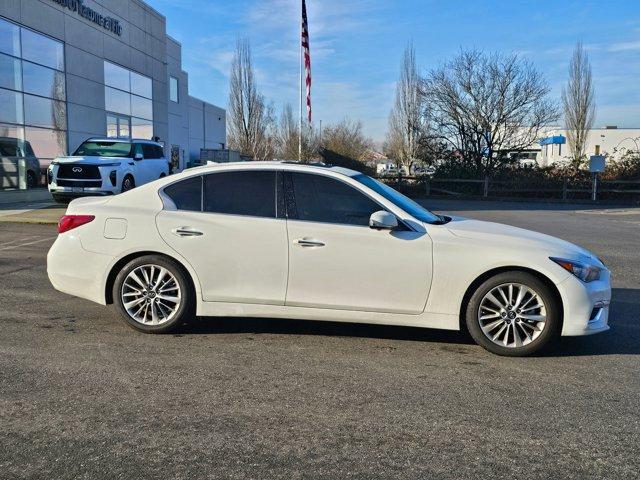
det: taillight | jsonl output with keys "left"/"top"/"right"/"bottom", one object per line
{"left": 58, "top": 215, "right": 95, "bottom": 234}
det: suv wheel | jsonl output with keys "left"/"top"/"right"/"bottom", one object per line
{"left": 121, "top": 175, "right": 135, "bottom": 192}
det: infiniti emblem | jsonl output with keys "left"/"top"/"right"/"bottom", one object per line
{"left": 72, "top": 167, "right": 83, "bottom": 173}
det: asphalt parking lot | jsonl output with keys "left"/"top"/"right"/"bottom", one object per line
{"left": 1, "top": 199, "right": 639, "bottom": 479}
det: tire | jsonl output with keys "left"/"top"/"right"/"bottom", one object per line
{"left": 121, "top": 175, "right": 135, "bottom": 193}
{"left": 52, "top": 194, "right": 71, "bottom": 204}
{"left": 113, "top": 255, "right": 195, "bottom": 334}
{"left": 26, "top": 170, "right": 38, "bottom": 189}
{"left": 465, "top": 271, "right": 561, "bottom": 356}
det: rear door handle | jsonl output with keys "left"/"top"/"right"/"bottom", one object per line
{"left": 295, "top": 238, "right": 325, "bottom": 248}
{"left": 172, "top": 226, "right": 203, "bottom": 237}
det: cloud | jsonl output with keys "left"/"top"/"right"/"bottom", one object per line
{"left": 607, "top": 40, "right": 640, "bottom": 52}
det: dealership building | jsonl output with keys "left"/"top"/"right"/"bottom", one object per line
{"left": 0, "top": 0, "right": 226, "bottom": 189}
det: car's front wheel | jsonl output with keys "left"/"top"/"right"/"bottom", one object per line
{"left": 465, "top": 271, "right": 561, "bottom": 356}
{"left": 113, "top": 255, "right": 195, "bottom": 333}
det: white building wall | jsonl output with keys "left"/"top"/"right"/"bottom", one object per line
{"left": 539, "top": 127, "right": 640, "bottom": 166}
{"left": 188, "top": 97, "right": 226, "bottom": 163}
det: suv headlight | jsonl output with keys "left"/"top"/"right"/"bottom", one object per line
{"left": 550, "top": 257, "right": 602, "bottom": 283}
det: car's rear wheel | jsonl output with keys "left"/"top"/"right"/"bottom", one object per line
{"left": 121, "top": 175, "right": 135, "bottom": 192}
{"left": 465, "top": 271, "right": 561, "bottom": 356}
{"left": 113, "top": 255, "right": 195, "bottom": 333}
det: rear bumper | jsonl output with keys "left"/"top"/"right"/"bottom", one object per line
{"left": 559, "top": 270, "right": 612, "bottom": 336}
{"left": 47, "top": 232, "right": 113, "bottom": 305}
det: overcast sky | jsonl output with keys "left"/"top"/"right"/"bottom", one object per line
{"left": 147, "top": 0, "right": 640, "bottom": 143}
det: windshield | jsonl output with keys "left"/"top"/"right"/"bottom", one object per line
{"left": 352, "top": 173, "right": 443, "bottom": 224}
{"left": 73, "top": 141, "right": 132, "bottom": 158}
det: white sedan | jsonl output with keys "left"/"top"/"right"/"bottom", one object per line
{"left": 47, "top": 162, "right": 611, "bottom": 356}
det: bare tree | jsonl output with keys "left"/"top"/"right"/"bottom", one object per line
{"left": 422, "top": 50, "right": 559, "bottom": 177}
{"left": 276, "top": 103, "right": 299, "bottom": 160}
{"left": 274, "top": 103, "right": 318, "bottom": 161}
{"left": 386, "top": 42, "right": 426, "bottom": 171}
{"left": 227, "top": 38, "right": 274, "bottom": 160}
{"left": 562, "top": 42, "right": 596, "bottom": 171}
{"left": 320, "top": 119, "right": 371, "bottom": 162}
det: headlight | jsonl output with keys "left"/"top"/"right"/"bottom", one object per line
{"left": 550, "top": 257, "right": 601, "bottom": 282}
{"left": 99, "top": 162, "right": 122, "bottom": 167}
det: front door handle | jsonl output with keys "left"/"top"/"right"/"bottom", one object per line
{"left": 172, "top": 226, "right": 204, "bottom": 237}
{"left": 295, "top": 238, "right": 325, "bottom": 248}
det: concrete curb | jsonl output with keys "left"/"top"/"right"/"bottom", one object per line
{"left": 0, "top": 189, "right": 52, "bottom": 206}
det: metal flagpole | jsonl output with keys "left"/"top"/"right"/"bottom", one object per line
{"left": 298, "top": 0, "right": 303, "bottom": 162}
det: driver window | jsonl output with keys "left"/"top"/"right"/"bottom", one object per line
{"left": 289, "top": 173, "right": 381, "bottom": 226}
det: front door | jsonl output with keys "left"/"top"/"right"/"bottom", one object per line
{"left": 156, "top": 170, "right": 288, "bottom": 304}
{"left": 284, "top": 172, "right": 432, "bottom": 314}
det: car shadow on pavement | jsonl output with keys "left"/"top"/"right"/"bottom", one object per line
{"left": 180, "top": 316, "right": 475, "bottom": 346}
{"left": 178, "top": 288, "right": 639, "bottom": 356}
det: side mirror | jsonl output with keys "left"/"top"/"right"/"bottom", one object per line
{"left": 134, "top": 153, "right": 143, "bottom": 160}
{"left": 369, "top": 210, "right": 398, "bottom": 230}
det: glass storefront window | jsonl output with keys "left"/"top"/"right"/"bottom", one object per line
{"left": 104, "top": 61, "right": 153, "bottom": 141}
{"left": 0, "top": 19, "right": 66, "bottom": 189}
{"left": 105, "top": 87, "right": 131, "bottom": 116}
{"left": 104, "top": 61, "right": 130, "bottom": 91}
{"left": 21, "top": 28, "right": 64, "bottom": 71}
{"left": 0, "top": 88, "right": 24, "bottom": 124}
{"left": 131, "top": 118, "right": 153, "bottom": 139}
{"left": 131, "top": 95, "right": 153, "bottom": 120}
{"left": 131, "top": 71, "right": 152, "bottom": 99}
{"left": 25, "top": 126, "right": 66, "bottom": 167}
{"left": 24, "top": 94, "right": 67, "bottom": 130}
{"left": 0, "top": 53, "right": 22, "bottom": 91}
{"left": 106, "top": 114, "right": 118, "bottom": 138}
{"left": 0, "top": 123, "right": 25, "bottom": 155}
{"left": 22, "top": 61, "right": 66, "bottom": 101}
{"left": 169, "top": 77, "right": 178, "bottom": 103}
{"left": 0, "top": 18, "right": 20, "bottom": 57}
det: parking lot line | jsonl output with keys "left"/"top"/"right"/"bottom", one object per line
{"left": 0, "top": 236, "right": 57, "bottom": 251}
{"left": 0, "top": 235, "right": 43, "bottom": 248}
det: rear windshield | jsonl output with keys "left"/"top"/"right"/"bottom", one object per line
{"left": 73, "top": 141, "right": 132, "bottom": 158}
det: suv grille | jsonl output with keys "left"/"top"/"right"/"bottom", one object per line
{"left": 57, "top": 179, "right": 102, "bottom": 188}
{"left": 58, "top": 164, "right": 101, "bottom": 179}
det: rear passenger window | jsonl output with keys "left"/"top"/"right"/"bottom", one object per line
{"left": 163, "top": 176, "right": 202, "bottom": 211}
{"left": 204, "top": 171, "right": 276, "bottom": 218}
{"left": 142, "top": 144, "right": 163, "bottom": 159}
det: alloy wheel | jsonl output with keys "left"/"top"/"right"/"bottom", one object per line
{"left": 121, "top": 264, "right": 182, "bottom": 326}
{"left": 477, "top": 283, "right": 547, "bottom": 348}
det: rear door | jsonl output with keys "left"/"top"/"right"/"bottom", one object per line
{"left": 156, "top": 170, "right": 288, "bottom": 305}
{"left": 139, "top": 144, "right": 163, "bottom": 184}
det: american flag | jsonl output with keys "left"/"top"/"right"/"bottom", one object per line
{"left": 301, "top": 0, "right": 311, "bottom": 123}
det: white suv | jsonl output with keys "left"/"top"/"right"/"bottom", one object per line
{"left": 48, "top": 138, "right": 169, "bottom": 203}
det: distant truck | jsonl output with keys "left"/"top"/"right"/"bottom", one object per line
{"left": 199, "top": 149, "right": 252, "bottom": 164}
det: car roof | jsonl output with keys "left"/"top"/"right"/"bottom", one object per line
{"left": 190, "top": 161, "right": 362, "bottom": 178}
{"left": 84, "top": 137, "right": 162, "bottom": 145}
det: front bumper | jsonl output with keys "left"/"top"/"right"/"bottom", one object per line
{"left": 49, "top": 187, "right": 115, "bottom": 198}
{"left": 48, "top": 164, "right": 121, "bottom": 198}
{"left": 558, "top": 269, "right": 612, "bottom": 336}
